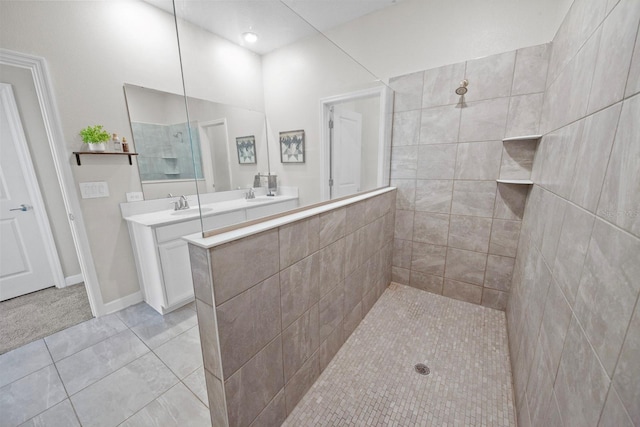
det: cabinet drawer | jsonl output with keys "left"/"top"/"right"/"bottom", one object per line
{"left": 246, "top": 200, "right": 298, "bottom": 220}
{"left": 155, "top": 220, "right": 200, "bottom": 243}
{"left": 202, "top": 210, "right": 246, "bottom": 231}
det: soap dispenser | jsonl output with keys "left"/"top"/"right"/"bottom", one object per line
{"left": 112, "top": 133, "right": 122, "bottom": 152}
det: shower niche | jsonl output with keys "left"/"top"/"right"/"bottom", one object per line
{"left": 496, "top": 134, "right": 541, "bottom": 185}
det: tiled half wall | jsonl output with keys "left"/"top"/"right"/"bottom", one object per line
{"left": 389, "top": 42, "right": 551, "bottom": 310}
{"left": 188, "top": 189, "right": 396, "bottom": 426}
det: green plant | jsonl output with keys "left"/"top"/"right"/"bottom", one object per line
{"left": 79, "top": 125, "right": 110, "bottom": 144}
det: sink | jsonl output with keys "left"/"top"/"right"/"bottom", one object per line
{"left": 170, "top": 207, "right": 214, "bottom": 216}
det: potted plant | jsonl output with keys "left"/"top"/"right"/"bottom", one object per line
{"left": 80, "top": 125, "right": 110, "bottom": 152}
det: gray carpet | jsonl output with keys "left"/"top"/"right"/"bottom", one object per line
{"left": 0, "top": 284, "right": 93, "bottom": 354}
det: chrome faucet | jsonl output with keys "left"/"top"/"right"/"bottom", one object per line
{"left": 245, "top": 188, "right": 256, "bottom": 199}
{"left": 170, "top": 195, "right": 190, "bottom": 211}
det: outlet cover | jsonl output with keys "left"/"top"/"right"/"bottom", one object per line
{"left": 126, "top": 192, "right": 144, "bottom": 202}
{"left": 79, "top": 182, "right": 109, "bottom": 199}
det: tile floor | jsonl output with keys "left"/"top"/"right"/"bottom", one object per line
{"left": 1, "top": 283, "right": 517, "bottom": 427}
{"left": 283, "top": 283, "right": 516, "bottom": 426}
{"left": 0, "top": 301, "right": 210, "bottom": 427}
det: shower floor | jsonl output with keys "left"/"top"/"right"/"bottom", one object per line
{"left": 283, "top": 283, "right": 516, "bottom": 426}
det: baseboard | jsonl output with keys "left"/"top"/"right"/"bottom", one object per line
{"left": 62, "top": 274, "right": 84, "bottom": 287}
{"left": 103, "top": 291, "right": 143, "bottom": 315}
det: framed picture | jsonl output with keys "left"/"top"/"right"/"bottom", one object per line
{"left": 280, "top": 130, "right": 305, "bottom": 163}
{"left": 236, "top": 135, "right": 256, "bottom": 164}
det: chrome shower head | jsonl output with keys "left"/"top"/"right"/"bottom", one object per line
{"left": 455, "top": 80, "right": 469, "bottom": 96}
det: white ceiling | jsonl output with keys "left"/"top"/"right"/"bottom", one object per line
{"left": 146, "top": 0, "right": 402, "bottom": 55}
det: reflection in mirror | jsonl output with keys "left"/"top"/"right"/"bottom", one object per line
{"left": 123, "top": 84, "right": 269, "bottom": 200}
{"left": 165, "top": 0, "right": 393, "bottom": 233}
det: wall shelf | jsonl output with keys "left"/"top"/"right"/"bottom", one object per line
{"left": 72, "top": 151, "right": 139, "bottom": 166}
{"left": 496, "top": 179, "right": 534, "bottom": 185}
{"left": 502, "top": 134, "right": 542, "bottom": 142}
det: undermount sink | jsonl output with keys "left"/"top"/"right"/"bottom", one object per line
{"left": 170, "top": 207, "right": 214, "bottom": 216}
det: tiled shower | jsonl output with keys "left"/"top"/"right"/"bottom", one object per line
{"left": 390, "top": 0, "right": 640, "bottom": 425}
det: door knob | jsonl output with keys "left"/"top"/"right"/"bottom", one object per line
{"left": 10, "top": 204, "right": 32, "bottom": 212}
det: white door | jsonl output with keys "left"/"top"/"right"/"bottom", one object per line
{"left": 332, "top": 107, "right": 362, "bottom": 198}
{"left": 0, "top": 84, "right": 56, "bottom": 301}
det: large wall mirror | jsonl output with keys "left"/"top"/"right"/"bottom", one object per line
{"left": 127, "top": 0, "right": 394, "bottom": 234}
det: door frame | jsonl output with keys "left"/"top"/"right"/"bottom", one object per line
{"left": 197, "top": 118, "right": 232, "bottom": 192}
{"left": 0, "top": 49, "right": 103, "bottom": 316}
{"left": 0, "top": 83, "right": 64, "bottom": 295}
{"left": 319, "top": 85, "right": 393, "bottom": 200}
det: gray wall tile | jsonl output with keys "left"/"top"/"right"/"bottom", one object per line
{"left": 284, "top": 352, "right": 319, "bottom": 415}
{"left": 318, "top": 208, "right": 346, "bottom": 249}
{"left": 512, "top": 43, "right": 551, "bottom": 95}
{"left": 505, "top": 93, "right": 544, "bottom": 138}
{"left": 422, "top": 62, "right": 466, "bottom": 109}
{"left": 280, "top": 254, "right": 320, "bottom": 330}
{"left": 451, "top": 181, "right": 496, "bottom": 217}
{"left": 392, "top": 110, "right": 421, "bottom": 146}
{"left": 225, "top": 337, "right": 284, "bottom": 427}
{"left": 390, "top": 71, "right": 424, "bottom": 112}
{"left": 587, "top": 0, "right": 640, "bottom": 114}
{"left": 459, "top": 97, "right": 510, "bottom": 142}
{"left": 489, "top": 219, "right": 521, "bottom": 257}
{"left": 319, "top": 238, "right": 345, "bottom": 297}
{"left": 416, "top": 144, "right": 457, "bottom": 179}
{"left": 599, "top": 386, "right": 634, "bottom": 427}
{"left": 212, "top": 230, "right": 280, "bottom": 305}
{"left": 454, "top": 141, "right": 502, "bottom": 180}
{"left": 493, "top": 183, "right": 527, "bottom": 220}
{"left": 410, "top": 242, "right": 446, "bottom": 276}
{"left": 414, "top": 180, "right": 452, "bottom": 213}
{"left": 391, "top": 145, "right": 418, "bottom": 179}
{"left": 625, "top": 28, "right": 640, "bottom": 97}
{"left": 409, "top": 271, "right": 443, "bottom": 294}
{"left": 574, "top": 219, "right": 640, "bottom": 376}
{"left": 443, "top": 279, "right": 482, "bottom": 304}
{"left": 484, "top": 255, "right": 515, "bottom": 292}
{"left": 554, "top": 316, "right": 610, "bottom": 427}
{"left": 413, "top": 212, "right": 450, "bottom": 245}
{"left": 448, "top": 215, "right": 492, "bottom": 252}
{"left": 444, "top": 248, "right": 487, "bottom": 286}
{"left": 391, "top": 179, "right": 416, "bottom": 210}
{"left": 597, "top": 95, "right": 640, "bottom": 237}
{"left": 279, "top": 217, "right": 319, "bottom": 270}
{"left": 569, "top": 103, "right": 621, "bottom": 212}
{"left": 393, "top": 239, "right": 413, "bottom": 269}
{"left": 481, "top": 288, "right": 508, "bottom": 310}
{"left": 464, "top": 51, "right": 516, "bottom": 102}
{"left": 419, "top": 105, "right": 460, "bottom": 144}
{"left": 612, "top": 302, "right": 640, "bottom": 425}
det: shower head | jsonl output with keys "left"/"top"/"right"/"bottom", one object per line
{"left": 455, "top": 80, "right": 469, "bottom": 96}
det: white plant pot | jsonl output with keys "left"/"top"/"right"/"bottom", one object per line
{"left": 88, "top": 142, "right": 106, "bottom": 152}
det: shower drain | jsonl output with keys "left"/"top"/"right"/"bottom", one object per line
{"left": 414, "top": 363, "right": 430, "bottom": 375}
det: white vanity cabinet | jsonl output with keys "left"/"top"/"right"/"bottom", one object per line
{"left": 123, "top": 193, "right": 298, "bottom": 314}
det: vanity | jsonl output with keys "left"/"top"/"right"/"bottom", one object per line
{"left": 121, "top": 187, "right": 298, "bottom": 314}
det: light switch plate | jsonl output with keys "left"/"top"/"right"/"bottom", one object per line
{"left": 79, "top": 182, "right": 110, "bottom": 199}
{"left": 126, "top": 192, "right": 144, "bottom": 202}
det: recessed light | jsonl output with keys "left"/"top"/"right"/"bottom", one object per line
{"left": 242, "top": 32, "right": 258, "bottom": 43}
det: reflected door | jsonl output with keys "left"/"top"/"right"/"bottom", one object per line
{"left": 332, "top": 107, "right": 362, "bottom": 198}
{"left": 200, "top": 120, "right": 232, "bottom": 192}
{"left": 0, "top": 84, "right": 55, "bottom": 301}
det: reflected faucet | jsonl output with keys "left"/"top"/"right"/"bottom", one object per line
{"left": 245, "top": 188, "right": 256, "bottom": 199}
{"left": 170, "top": 195, "right": 190, "bottom": 211}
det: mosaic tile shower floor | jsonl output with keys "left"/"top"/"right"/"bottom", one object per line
{"left": 283, "top": 283, "right": 516, "bottom": 426}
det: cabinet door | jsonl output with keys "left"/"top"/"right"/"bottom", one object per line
{"left": 158, "top": 239, "right": 194, "bottom": 310}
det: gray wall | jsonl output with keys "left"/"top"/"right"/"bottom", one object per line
{"left": 389, "top": 43, "right": 550, "bottom": 310}
{"left": 190, "top": 189, "right": 395, "bottom": 427}
{"left": 508, "top": 0, "right": 640, "bottom": 425}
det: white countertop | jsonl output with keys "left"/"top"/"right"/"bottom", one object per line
{"left": 184, "top": 187, "right": 396, "bottom": 249}
{"left": 123, "top": 195, "right": 298, "bottom": 227}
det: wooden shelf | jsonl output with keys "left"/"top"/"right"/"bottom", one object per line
{"left": 502, "top": 135, "right": 542, "bottom": 142}
{"left": 72, "top": 151, "right": 139, "bottom": 166}
{"left": 496, "top": 179, "right": 534, "bottom": 185}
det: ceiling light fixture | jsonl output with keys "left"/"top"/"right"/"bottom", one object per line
{"left": 242, "top": 32, "right": 258, "bottom": 43}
